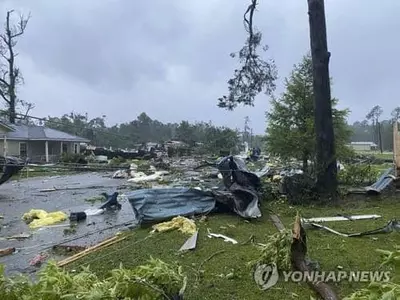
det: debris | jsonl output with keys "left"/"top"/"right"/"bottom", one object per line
{"left": 291, "top": 214, "right": 339, "bottom": 300}
{"left": 127, "top": 188, "right": 216, "bottom": 223}
{"left": 69, "top": 211, "right": 87, "bottom": 222}
{"left": 270, "top": 214, "right": 286, "bottom": 232}
{"left": 0, "top": 247, "right": 15, "bottom": 257}
{"left": 152, "top": 216, "right": 197, "bottom": 235}
{"left": 29, "top": 252, "right": 48, "bottom": 266}
{"left": 6, "top": 232, "right": 32, "bottom": 240}
{"left": 57, "top": 235, "right": 126, "bottom": 267}
{"left": 39, "top": 187, "right": 57, "bottom": 192}
{"left": 22, "top": 209, "right": 68, "bottom": 229}
{"left": 309, "top": 219, "right": 400, "bottom": 237}
{"left": 99, "top": 192, "right": 121, "bottom": 210}
{"left": 127, "top": 171, "right": 169, "bottom": 183}
{"left": 197, "top": 250, "right": 226, "bottom": 273}
{"left": 301, "top": 214, "right": 381, "bottom": 223}
{"left": 112, "top": 169, "right": 129, "bottom": 179}
{"left": 207, "top": 229, "right": 238, "bottom": 244}
{"left": 179, "top": 230, "right": 198, "bottom": 251}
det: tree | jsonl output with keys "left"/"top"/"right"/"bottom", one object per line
{"left": 266, "top": 55, "right": 352, "bottom": 173}
{"left": 391, "top": 107, "right": 400, "bottom": 122}
{"left": 366, "top": 105, "right": 383, "bottom": 153}
{"left": 218, "top": 0, "right": 277, "bottom": 110}
{"left": 0, "top": 10, "right": 30, "bottom": 123}
{"left": 307, "top": 0, "right": 338, "bottom": 200}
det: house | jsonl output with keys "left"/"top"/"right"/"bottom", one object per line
{"left": 0, "top": 122, "right": 90, "bottom": 163}
{"left": 350, "top": 141, "right": 378, "bottom": 151}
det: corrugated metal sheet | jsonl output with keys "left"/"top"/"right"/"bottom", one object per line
{"left": 127, "top": 188, "right": 216, "bottom": 223}
{"left": 366, "top": 167, "right": 395, "bottom": 194}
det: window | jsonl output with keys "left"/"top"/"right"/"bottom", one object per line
{"left": 74, "top": 143, "right": 79, "bottom": 154}
{"left": 19, "top": 142, "right": 27, "bottom": 157}
{"left": 62, "top": 143, "right": 68, "bottom": 153}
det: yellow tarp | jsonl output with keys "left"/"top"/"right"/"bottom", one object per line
{"left": 152, "top": 216, "right": 196, "bottom": 235}
{"left": 22, "top": 209, "right": 68, "bottom": 229}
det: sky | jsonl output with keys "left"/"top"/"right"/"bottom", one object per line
{"left": 0, "top": 0, "right": 399, "bottom": 134}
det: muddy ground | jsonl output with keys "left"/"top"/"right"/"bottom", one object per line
{"left": 0, "top": 172, "right": 135, "bottom": 276}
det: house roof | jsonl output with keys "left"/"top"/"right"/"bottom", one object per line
{"left": 0, "top": 123, "right": 90, "bottom": 142}
{"left": 350, "top": 142, "right": 378, "bottom": 146}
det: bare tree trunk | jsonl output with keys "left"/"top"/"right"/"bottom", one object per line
{"left": 307, "top": 0, "right": 337, "bottom": 201}
{"left": 0, "top": 10, "right": 30, "bottom": 124}
{"left": 6, "top": 11, "right": 16, "bottom": 124}
{"left": 378, "top": 121, "right": 383, "bottom": 153}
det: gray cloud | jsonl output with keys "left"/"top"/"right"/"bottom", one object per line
{"left": 0, "top": 0, "right": 399, "bottom": 133}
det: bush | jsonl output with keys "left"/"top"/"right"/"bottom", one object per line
{"left": 108, "top": 156, "right": 127, "bottom": 166}
{"left": 338, "top": 164, "right": 381, "bottom": 186}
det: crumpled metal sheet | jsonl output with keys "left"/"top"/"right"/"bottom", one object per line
{"left": 126, "top": 188, "right": 216, "bottom": 223}
{"left": 126, "top": 156, "right": 263, "bottom": 223}
{"left": 365, "top": 167, "right": 395, "bottom": 194}
{"left": 215, "top": 156, "right": 262, "bottom": 218}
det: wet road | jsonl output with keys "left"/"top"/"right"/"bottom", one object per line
{"left": 0, "top": 172, "right": 135, "bottom": 276}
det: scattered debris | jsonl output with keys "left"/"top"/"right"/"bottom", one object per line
{"left": 301, "top": 214, "right": 381, "bottom": 223}
{"left": 152, "top": 216, "right": 197, "bottom": 235}
{"left": 22, "top": 209, "right": 68, "bottom": 229}
{"left": 207, "top": 230, "right": 238, "bottom": 244}
{"left": 179, "top": 230, "right": 198, "bottom": 251}
{"left": 5, "top": 232, "right": 32, "bottom": 240}
{"left": 127, "top": 170, "right": 169, "bottom": 183}
{"left": 57, "top": 235, "right": 126, "bottom": 267}
{"left": 0, "top": 247, "right": 15, "bottom": 257}
{"left": 309, "top": 219, "right": 400, "bottom": 237}
{"left": 29, "top": 252, "right": 48, "bottom": 267}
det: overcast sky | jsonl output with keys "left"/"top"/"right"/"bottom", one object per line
{"left": 0, "top": 0, "right": 399, "bottom": 134}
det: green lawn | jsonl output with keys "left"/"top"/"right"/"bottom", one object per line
{"left": 65, "top": 196, "right": 400, "bottom": 300}
{"left": 358, "top": 151, "right": 394, "bottom": 161}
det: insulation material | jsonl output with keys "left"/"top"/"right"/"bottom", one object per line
{"left": 152, "top": 216, "right": 197, "bottom": 235}
{"left": 22, "top": 209, "right": 68, "bottom": 229}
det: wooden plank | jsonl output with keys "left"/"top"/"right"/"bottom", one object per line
{"left": 269, "top": 214, "right": 285, "bottom": 232}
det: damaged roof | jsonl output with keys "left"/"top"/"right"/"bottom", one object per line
{"left": 0, "top": 123, "right": 90, "bottom": 142}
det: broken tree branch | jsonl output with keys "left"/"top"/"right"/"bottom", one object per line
{"left": 291, "top": 214, "right": 339, "bottom": 300}
{"left": 218, "top": 0, "right": 277, "bottom": 110}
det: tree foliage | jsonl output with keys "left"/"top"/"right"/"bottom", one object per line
{"left": 265, "top": 55, "right": 352, "bottom": 171}
{"left": 43, "top": 112, "right": 240, "bottom": 154}
{"left": 218, "top": 0, "right": 277, "bottom": 110}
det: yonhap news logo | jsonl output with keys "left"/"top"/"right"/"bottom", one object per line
{"left": 254, "top": 263, "right": 391, "bottom": 290}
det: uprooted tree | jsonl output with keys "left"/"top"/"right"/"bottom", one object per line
{"left": 0, "top": 10, "right": 31, "bottom": 124}
{"left": 265, "top": 55, "right": 352, "bottom": 173}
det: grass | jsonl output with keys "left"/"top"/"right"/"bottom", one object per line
{"left": 65, "top": 196, "right": 400, "bottom": 300}
{"left": 357, "top": 151, "right": 394, "bottom": 161}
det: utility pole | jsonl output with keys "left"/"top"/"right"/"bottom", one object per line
{"left": 307, "top": 0, "right": 337, "bottom": 201}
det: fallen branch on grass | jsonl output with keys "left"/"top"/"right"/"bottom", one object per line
{"left": 291, "top": 214, "right": 339, "bottom": 300}
{"left": 197, "top": 250, "right": 226, "bottom": 275}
